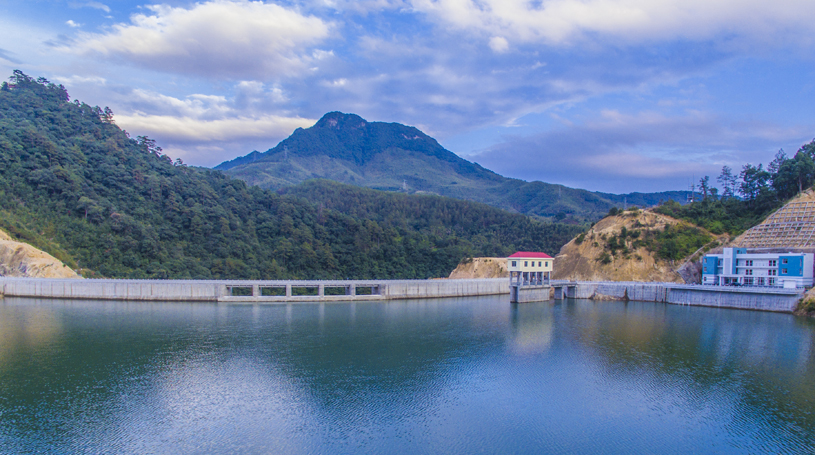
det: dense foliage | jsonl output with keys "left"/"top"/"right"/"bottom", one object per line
{"left": 0, "top": 71, "right": 580, "bottom": 279}
{"left": 654, "top": 141, "right": 815, "bottom": 236}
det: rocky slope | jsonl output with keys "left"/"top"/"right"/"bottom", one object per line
{"left": 553, "top": 209, "right": 723, "bottom": 283}
{"left": 448, "top": 258, "right": 508, "bottom": 279}
{"left": 0, "top": 229, "right": 81, "bottom": 279}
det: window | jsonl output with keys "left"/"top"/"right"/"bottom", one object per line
{"left": 545, "top": 261, "right": 549, "bottom": 267}
{"left": 782, "top": 268, "right": 788, "bottom": 274}
{"left": 769, "top": 269, "right": 777, "bottom": 276}
{"left": 769, "top": 260, "right": 777, "bottom": 267}
{"left": 744, "top": 277, "right": 754, "bottom": 285}
{"left": 512, "top": 261, "right": 517, "bottom": 267}
{"left": 746, "top": 269, "right": 752, "bottom": 275}
{"left": 524, "top": 261, "right": 528, "bottom": 267}
{"left": 745, "top": 260, "right": 753, "bottom": 266}
{"left": 538, "top": 261, "right": 542, "bottom": 267}
{"left": 783, "top": 258, "right": 788, "bottom": 264}
{"left": 769, "top": 278, "right": 775, "bottom": 286}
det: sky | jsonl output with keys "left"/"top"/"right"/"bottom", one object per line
{"left": 1, "top": 0, "right": 814, "bottom": 194}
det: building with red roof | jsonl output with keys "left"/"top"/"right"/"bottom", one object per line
{"left": 507, "top": 251, "right": 553, "bottom": 287}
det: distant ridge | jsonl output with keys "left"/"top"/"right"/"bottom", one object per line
{"left": 217, "top": 112, "right": 689, "bottom": 223}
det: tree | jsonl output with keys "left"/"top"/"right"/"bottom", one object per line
{"left": 773, "top": 151, "right": 815, "bottom": 199}
{"left": 698, "top": 176, "right": 711, "bottom": 200}
{"left": 717, "top": 166, "right": 737, "bottom": 198}
{"left": 739, "top": 164, "right": 770, "bottom": 201}
{"left": 768, "top": 148, "right": 787, "bottom": 175}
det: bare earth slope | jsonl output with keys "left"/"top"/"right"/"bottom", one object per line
{"left": 0, "top": 229, "right": 81, "bottom": 279}
{"left": 448, "top": 258, "right": 508, "bottom": 279}
{"left": 553, "top": 210, "right": 721, "bottom": 283}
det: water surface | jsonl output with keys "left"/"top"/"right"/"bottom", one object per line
{"left": 1, "top": 296, "right": 814, "bottom": 454}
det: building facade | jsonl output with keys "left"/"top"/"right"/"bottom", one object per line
{"left": 701, "top": 247, "right": 814, "bottom": 288}
{"left": 507, "top": 252, "right": 553, "bottom": 286}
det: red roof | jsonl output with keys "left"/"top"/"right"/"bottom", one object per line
{"left": 508, "top": 251, "right": 552, "bottom": 259}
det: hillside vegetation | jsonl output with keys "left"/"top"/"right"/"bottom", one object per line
{"left": 218, "top": 112, "right": 688, "bottom": 223}
{"left": 655, "top": 140, "right": 815, "bottom": 236}
{"left": 553, "top": 209, "right": 722, "bottom": 283}
{"left": 0, "top": 71, "right": 579, "bottom": 279}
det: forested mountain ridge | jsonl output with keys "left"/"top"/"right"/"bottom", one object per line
{"left": 0, "top": 71, "right": 581, "bottom": 279}
{"left": 217, "top": 111, "right": 689, "bottom": 222}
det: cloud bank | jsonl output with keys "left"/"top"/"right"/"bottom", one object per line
{"left": 72, "top": 0, "right": 332, "bottom": 79}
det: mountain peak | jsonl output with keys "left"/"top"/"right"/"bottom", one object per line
{"left": 314, "top": 112, "right": 367, "bottom": 130}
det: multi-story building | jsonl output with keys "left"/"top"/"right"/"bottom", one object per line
{"left": 701, "top": 247, "right": 814, "bottom": 288}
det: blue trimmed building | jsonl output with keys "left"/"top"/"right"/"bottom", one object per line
{"left": 702, "top": 248, "right": 814, "bottom": 288}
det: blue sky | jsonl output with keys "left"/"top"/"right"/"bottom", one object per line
{"left": 1, "top": 0, "right": 814, "bottom": 193}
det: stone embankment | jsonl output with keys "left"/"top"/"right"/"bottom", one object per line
{"left": 0, "top": 230, "right": 81, "bottom": 279}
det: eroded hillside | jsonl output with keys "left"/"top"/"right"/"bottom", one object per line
{"left": 448, "top": 257, "right": 508, "bottom": 279}
{"left": 553, "top": 209, "right": 724, "bottom": 283}
{"left": 0, "top": 229, "right": 80, "bottom": 278}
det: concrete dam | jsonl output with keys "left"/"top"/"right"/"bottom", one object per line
{"left": 0, "top": 277, "right": 805, "bottom": 313}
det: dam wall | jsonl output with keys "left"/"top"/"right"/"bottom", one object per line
{"left": 553, "top": 280, "right": 804, "bottom": 313}
{"left": 0, "top": 277, "right": 508, "bottom": 303}
{"left": 0, "top": 277, "right": 803, "bottom": 313}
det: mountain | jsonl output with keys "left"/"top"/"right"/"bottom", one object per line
{"left": 0, "top": 71, "right": 580, "bottom": 279}
{"left": 217, "top": 112, "right": 689, "bottom": 223}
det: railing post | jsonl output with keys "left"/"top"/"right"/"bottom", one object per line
{"left": 286, "top": 284, "right": 292, "bottom": 297}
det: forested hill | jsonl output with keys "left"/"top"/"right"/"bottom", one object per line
{"left": 217, "top": 111, "right": 689, "bottom": 223}
{"left": 0, "top": 71, "right": 581, "bottom": 279}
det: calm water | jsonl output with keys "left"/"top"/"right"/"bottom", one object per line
{"left": 1, "top": 296, "right": 815, "bottom": 454}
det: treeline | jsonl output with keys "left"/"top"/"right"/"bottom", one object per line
{"left": 0, "top": 71, "right": 579, "bottom": 279}
{"left": 656, "top": 140, "right": 815, "bottom": 235}
{"left": 281, "top": 180, "right": 582, "bottom": 255}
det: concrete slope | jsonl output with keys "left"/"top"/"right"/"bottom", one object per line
{"left": 0, "top": 230, "right": 81, "bottom": 279}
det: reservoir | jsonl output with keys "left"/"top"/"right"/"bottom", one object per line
{"left": 1, "top": 296, "right": 814, "bottom": 454}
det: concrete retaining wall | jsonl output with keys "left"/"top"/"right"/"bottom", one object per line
{"left": 665, "top": 285, "right": 802, "bottom": 312}
{"left": 553, "top": 280, "right": 803, "bottom": 312}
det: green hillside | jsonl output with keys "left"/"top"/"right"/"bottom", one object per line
{"left": 0, "top": 71, "right": 580, "bottom": 279}
{"left": 217, "top": 112, "right": 689, "bottom": 222}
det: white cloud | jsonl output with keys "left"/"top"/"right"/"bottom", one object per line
{"left": 50, "top": 74, "right": 106, "bottom": 86}
{"left": 69, "top": 1, "right": 111, "bottom": 13}
{"left": 115, "top": 112, "right": 315, "bottom": 165}
{"left": 115, "top": 113, "right": 314, "bottom": 143}
{"left": 66, "top": 20, "right": 82, "bottom": 28}
{"left": 410, "top": 0, "right": 815, "bottom": 47}
{"left": 488, "top": 36, "right": 509, "bottom": 53}
{"left": 70, "top": 0, "right": 332, "bottom": 79}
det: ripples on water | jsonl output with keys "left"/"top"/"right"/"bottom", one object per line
{"left": 1, "top": 297, "right": 814, "bottom": 454}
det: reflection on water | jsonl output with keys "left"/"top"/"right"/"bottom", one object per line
{"left": 1, "top": 296, "right": 814, "bottom": 454}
